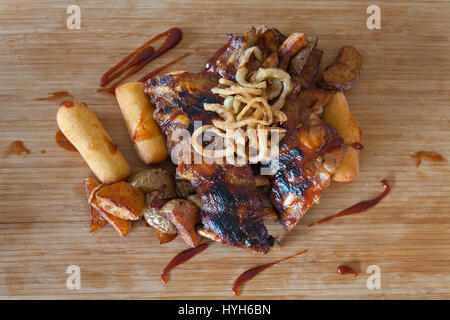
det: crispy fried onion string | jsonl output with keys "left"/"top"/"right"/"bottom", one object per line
{"left": 192, "top": 46, "right": 292, "bottom": 164}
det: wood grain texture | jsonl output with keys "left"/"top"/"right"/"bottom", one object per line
{"left": 0, "top": 0, "right": 449, "bottom": 299}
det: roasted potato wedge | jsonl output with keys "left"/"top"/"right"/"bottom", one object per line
{"left": 96, "top": 181, "right": 145, "bottom": 220}
{"left": 295, "top": 48, "right": 323, "bottom": 89}
{"left": 262, "top": 52, "right": 279, "bottom": 68}
{"left": 288, "top": 36, "right": 317, "bottom": 76}
{"left": 317, "top": 45, "right": 362, "bottom": 91}
{"left": 156, "top": 231, "right": 178, "bottom": 244}
{"left": 129, "top": 168, "right": 176, "bottom": 198}
{"left": 175, "top": 179, "right": 195, "bottom": 198}
{"left": 142, "top": 192, "right": 177, "bottom": 234}
{"left": 278, "top": 33, "right": 308, "bottom": 70}
{"left": 321, "top": 92, "right": 362, "bottom": 182}
{"left": 255, "top": 26, "right": 286, "bottom": 54}
{"left": 97, "top": 209, "right": 131, "bottom": 237}
{"left": 83, "top": 177, "right": 107, "bottom": 233}
{"left": 161, "top": 199, "right": 202, "bottom": 248}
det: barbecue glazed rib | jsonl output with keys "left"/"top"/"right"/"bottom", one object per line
{"left": 145, "top": 72, "right": 272, "bottom": 254}
{"left": 269, "top": 94, "right": 347, "bottom": 231}
{"left": 204, "top": 26, "right": 347, "bottom": 231}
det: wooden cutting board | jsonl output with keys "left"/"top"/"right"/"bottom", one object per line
{"left": 0, "top": 0, "right": 449, "bottom": 299}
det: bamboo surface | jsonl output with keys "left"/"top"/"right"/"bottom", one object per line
{"left": 0, "top": 0, "right": 449, "bottom": 299}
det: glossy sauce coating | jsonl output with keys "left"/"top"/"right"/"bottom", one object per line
{"left": 350, "top": 142, "right": 364, "bottom": 150}
{"left": 35, "top": 91, "right": 72, "bottom": 101}
{"left": 337, "top": 265, "right": 358, "bottom": 277}
{"left": 102, "top": 135, "right": 118, "bottom": 154}
{"left": 232, "top": 249, "right": 308, "bottom": 296}
{"left": 151, "top": 191, "right": 170, "bottom": 210}
{"left": 309, "top": 179, "right": 390, "bottom": 227}
{"left": 2, "top": 141, "right": 31, "bottom": 158}
{"left": 161, "top": 243, "right": 209, "bottom": 283}
{"left": 411, "top": 151, "right": 446, "bottom": 167}
{"left": 99, "top": 28, "right": 183, "bottom": 92}
{"left": 55, "top": 130, "right": 77, "bottom": 152}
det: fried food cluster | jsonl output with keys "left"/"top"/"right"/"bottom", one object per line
{"left": 56, "top": 25, "right": 363, "bottom": 252}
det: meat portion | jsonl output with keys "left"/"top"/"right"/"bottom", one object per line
{"left": 204, "top": 35, "right": 248, "bottom": 82}
{"left": 145, "top": 72, "right": 271, "bottom": 253}
{"left": 269, "top": 94, "right": 347, "bottom": 231}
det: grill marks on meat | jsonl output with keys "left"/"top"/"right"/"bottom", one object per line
{"left": 177, "top": 162, "right": 269, "bottom": 252}
{"left": 147, "top": 26, "right": 350, "bottom": 248}
{"left": 269, "top": 94, "right": 347, "bottom": 231}
{"left": 145, "top": 72, "right": 271, "bottom": 253}
{"left": 204, "top": 35, "right": 248, "bottom": 81}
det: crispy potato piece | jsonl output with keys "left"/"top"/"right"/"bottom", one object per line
{"left": 161, "top": 199, "right": 202, "bottom": 248}
{"left": 97, "top": 209, "right": 131, "bottom": 237}
{"left": 142, "top": 192, "right": 177, "bottom": 234}
{"left": 175, "top": 179, "right": 195, "bottom": 198}
{"left": 56, "top": 101, "right": 131, "bottom": 184}
{"left": 317, "top": 45, "right": 362, "bottom": 91}
{"left": 83, "top": 177, "right": 107, "bottom": 233}
{"left": 262, "top": 52, "right": 279, "bottom": 68}
{"left": 295, "top": 48, "right": 323, "bottom": 89}
{"left": 115, "top": 82, "right": 168, "bottom": 164}
{"left": 288, "top": 36, "right": 317, "bottom": 76}
{"left": 84, "top": 177, "right": 131, "bottom": 237}
{"left": 96, "top": 181, "right": 145, "bottom": 220}
{"left": 156, "top": 231, "right": 178, "bottom": 244}
{"left": 255, "top": 26, "right": 286, "bottom": 54}
{"left": 321, "top": 92, "right": 362, "bottom": 182}
{"left": 278, "top": 33, "right": 308, "bottom": 70}
{"left": 129, "top": 168, "right": 176, "bottom": 198}
{"left": 244, "top": 26, "right": 258, "bottom": 47}
{"left": 299, "top": 88, "right": 336, "bottom": 114}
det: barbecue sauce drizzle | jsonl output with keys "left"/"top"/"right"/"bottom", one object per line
{"left": 161, "top": 243, "right": 209, "bottom": 283}
{"left": 411, "top": 151, "right": 446, "bottom": 167}
{"left": 350, "top": 142, "right": 364, "bottom": 150}
{"left": 35, "top": 91, "right": 73, "bottom": 101}
{"left": 232, "top": 249, "right": 308, "bottom": 296}
{"left": 55, "top": 130, "right": 77, "bottom": 152}
{"left": 337, "top": 265, "right": 358, "bottom": 277}
{"left": 98, "top": 28, "right": 185, "bottom": 94}
{"left": 2, "top": 141, "right": 31, "bottom": 158}
{"left": 309, "top": 179, "right": 390, "bottom": 227}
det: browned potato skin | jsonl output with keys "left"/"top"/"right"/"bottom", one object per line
{"left": 317, "top": 45, "right": 362, "bottom": 91}
{"left": 129, "top": 168, "right": 176, "bottom": 198}
{"left": 321, "top": 92, "right": 362, "bottom": 182}
{"left": 97, "top": 209, "right": 131, "bottom": 237}
{"left": 156, "top": 231, "right": 178, "bottom": 244}
{"left": 278, "top": 33, "right": 308, "bottom": 70}
{"left": 288, "top": 36, "right": 318, "bottom": 77}
{"left": 85, "top": 178, "right": 131, "bottom": 237}
{"left": 83, "top": 177, "right": 106, "bottom": 233}
{"left": 161, "top": 199, "right": 201, "bottom": 248}
{"left": 295, "top": 48, "right": 323, "bottom": 89}
{"left": 96, "top": 181, "right": 145, "bottom": 220}
{"left": 142, "top": 192, "right": 178, "bottom": 235}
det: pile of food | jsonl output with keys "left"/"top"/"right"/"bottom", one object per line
{"left": 56, "top": 25, "right": 362, "bottom": 254}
